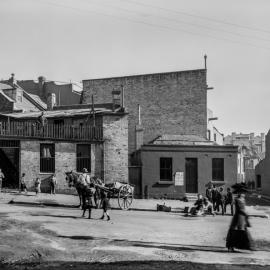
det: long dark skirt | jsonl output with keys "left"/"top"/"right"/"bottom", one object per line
{"left": 226, "top": 228, "right": 254, "bottom": 250}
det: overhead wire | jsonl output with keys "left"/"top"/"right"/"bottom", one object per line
{"left": 89, "top": 0, "right": 270, "bottom": 43}
{"left": 121, "top": 0, "right": 270, "bottom": 35}
{"left": 41, "top": 1, "right": 270, "bottom": 51}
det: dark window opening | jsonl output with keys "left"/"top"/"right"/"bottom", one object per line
{"left": 212, "top": 158, "right": 224, "bottom": 181}
{"left": 160, "top": 157, "right": 172, "bottom": 181}
{"left": 77, "top": 144, "right": 91, "bottom": 172}
{"left": 40, "top": 144, "right": 55, "bottom": 173}
{"left": 256, "top": 175, "right": 262, "bottom": 189}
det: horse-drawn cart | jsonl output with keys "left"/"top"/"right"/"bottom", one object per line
{"left": 95, "top": 182, "right": 134, "bottom": 210}
{"left": 65, "top": 171, "right": 134, "bottom": 210}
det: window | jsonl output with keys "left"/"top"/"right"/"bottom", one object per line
{"left": 212, "top": 158, "right": 224, "bottom": 181}
{"left": 160, "top": 158, "right": 172, "bottom": 181}
{"left": 40, "top": 144, "right": 55, "bottom": 173}
{"left": 256, "top": 175, "right": 262, "bottom": 189}
{"left": 77, "top": 144, "right": 91, "bottom": 172}
{"left": 214, "top": 133, "right": 217, "bottom": 142}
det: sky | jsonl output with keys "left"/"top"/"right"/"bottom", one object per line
{"left": 0, "top": 0, "right": 270, "bottom": 136}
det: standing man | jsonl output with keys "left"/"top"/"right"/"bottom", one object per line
{"left": 211, "top": 185, "right": 217, "bottom": 211}
{"left": 206, "top": 184, "right": 213, "bottom": 202}
{"left": 0, "top": 168, "right": 5, "bottom": 192}
{"left": 216, "top": 187, "right": 225, "bottom": 215}
{"left": 224, "top": 187, "right": 234, "bottom": 216}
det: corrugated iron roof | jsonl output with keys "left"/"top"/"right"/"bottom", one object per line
{"left": 152, "top": 134, "right": 216, "bottom": 146}
{"left": 0, "top": 106, "right": 124, "bottom": 119}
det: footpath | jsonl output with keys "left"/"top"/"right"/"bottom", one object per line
{"left": 0, "top": 190, "right": 269, "bottom": 218}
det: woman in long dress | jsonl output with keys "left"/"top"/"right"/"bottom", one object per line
{"left": 226, "top": 184, "right": 254, "bottom": 252}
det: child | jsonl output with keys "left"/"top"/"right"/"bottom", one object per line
{"left": 20, "top": 173, "right": 27, "bottom": 193}
{"left": 203, "top": 197, "right": 215, "bottom": 216}
{"left": 50, "top": 174, "right": 57, "bottom": 195}
{"left": 34, "top": 178, "right": 41, "bottom": 195}
{"left": 82, "top": 184, "right": 95, "bottom": 219}
{"left": 100, "top": 190, "right": 110, "bottom": 221}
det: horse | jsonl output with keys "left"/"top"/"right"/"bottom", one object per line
{"left": 65, "top": 171, "right": 102, "bottom": 208}
{"left": 65, "top": 171, "right": 86, "bottom": 207}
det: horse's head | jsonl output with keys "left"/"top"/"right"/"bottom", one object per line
{"left": 65, "top": 171, "right": 75, "bottom": 187}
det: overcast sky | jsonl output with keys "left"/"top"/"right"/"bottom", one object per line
{"left": 0, "top": 0, "right": 270, "bottom": 136}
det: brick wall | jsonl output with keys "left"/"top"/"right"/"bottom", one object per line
{"left": 82, "top": 69, "right": 207, "bottom": 155}
{"left": 103, "top": 114, "right": 129, "bottom": 183}
{"left": 20, "top": 140, "right": 76, "bottom": 193}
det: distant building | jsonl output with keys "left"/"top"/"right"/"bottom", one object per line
{"left": 17, "top": 76, "right": 81, "bottom": 106}
{"left": 0, "top": 74, "right": 46, "bottom": 113}
{"left": 255, "top": 130, "right": 270, "bottom": 196}
{"left": 207, "top": 108, "right": 224, "bottom": 145}
{"left": 224, "top": 132, "right": 265, "bottom": 185}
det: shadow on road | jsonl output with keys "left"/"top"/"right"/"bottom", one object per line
{"left": 1, "top": 260, "right": 269, "bottom": 270}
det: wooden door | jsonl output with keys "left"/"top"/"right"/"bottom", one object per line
{"left": 185, "top": 158, "right": 198, "bottom": 193}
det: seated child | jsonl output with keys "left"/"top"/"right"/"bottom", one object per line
{"left": 190, "top": 194, "right": 204, "bottom": 216}
{"left": 203, "top": 197, "right": 215, "bottom": 216}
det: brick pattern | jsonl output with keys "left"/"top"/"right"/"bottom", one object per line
{"left": 82, "top": 69, "right": 207, "bottom": 155}
{"left": 103, "top": 114, "right": 129, "bottom": 183}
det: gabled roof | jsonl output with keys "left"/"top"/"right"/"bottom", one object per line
{"left": 0, "top": 81, "right": 46, "bottom": 111}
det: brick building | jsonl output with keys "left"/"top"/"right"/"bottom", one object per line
{"left": 17, "top": 76, "right": 81, "bottom": 106}
{"left": 82, "top": 69, "right": 207, "bottom": 156}
{"left": 0, "top": 103, "right": 128, "bottom": 192}
{"left": 140, "top": 135, "right": 237, "bottom": 198}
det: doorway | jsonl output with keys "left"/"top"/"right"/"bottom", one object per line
{"left": 0, "top": 140, "right": 20, "bottom": 189}
{"left": 185, "top": 158, "right": 198, "bottom": 193}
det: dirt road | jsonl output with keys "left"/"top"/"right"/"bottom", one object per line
{"left": 0, "top": 202, "right": 270, "bottom": 269}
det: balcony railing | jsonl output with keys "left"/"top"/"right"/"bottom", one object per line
{"left": 0, "top": 121, "right": 103, "bottom": 142}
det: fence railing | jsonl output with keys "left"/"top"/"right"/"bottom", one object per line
{"left": 0, "top": 121, "right": 103, "bottom": 141}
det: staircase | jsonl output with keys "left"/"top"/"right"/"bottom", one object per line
{"left": 184, "top": 193, "right": 198, "bottom": 202}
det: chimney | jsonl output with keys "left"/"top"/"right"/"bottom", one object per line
{"left": 38, "top": 76, "right": 46, "bottom": 99}
{"left": 9, "top": 73, "right": 16, "bottom": 86}
{"left": 47, "top": 93, "right": 56, "bottom": 110}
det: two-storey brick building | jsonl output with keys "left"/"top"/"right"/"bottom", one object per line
{"left": 0, "top": 103, "right": 128, "bottom": 192}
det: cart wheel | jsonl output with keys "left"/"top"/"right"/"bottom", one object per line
{"left": 118, "top": 184, "right": 133, "bottom": 210}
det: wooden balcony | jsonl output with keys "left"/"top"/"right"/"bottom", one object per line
{"left": 0, "top": 121, "right": 103, "bottom": 142}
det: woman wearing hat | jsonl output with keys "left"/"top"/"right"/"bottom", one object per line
{"left": 226, "top": 183, "right": 254, "bottom": 252}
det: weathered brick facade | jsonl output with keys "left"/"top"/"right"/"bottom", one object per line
{"left": 17, "top": 113, "right": 128, "bottom": 191}
{"left": 82, "top": 69, "right": 207, "bottom": 155}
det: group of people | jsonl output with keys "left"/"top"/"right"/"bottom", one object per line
{"left": 205, "top": 184, "right": 234, "bottom": 215}
{"left": 19, "top": 173, "right": 57, "bottom": 195}
{"left": 191, "top": 182, "right": 253, "bottom": 252}
{"left": 79, "top": 168, "right": 110, "bottom": 221}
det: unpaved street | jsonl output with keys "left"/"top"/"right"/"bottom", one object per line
{"left": 0, "top": 201, "right": 270, "bottom": 269}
